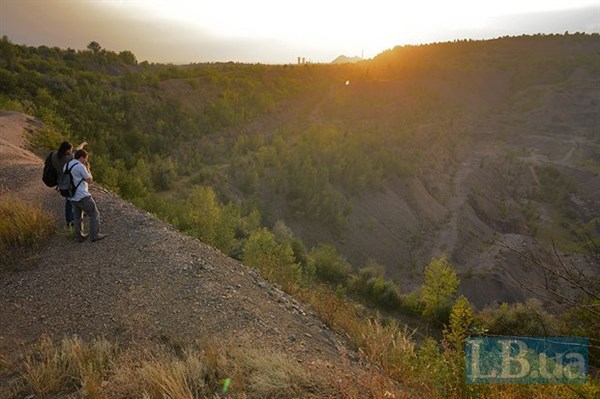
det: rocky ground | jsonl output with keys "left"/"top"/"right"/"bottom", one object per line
{"left": 0, "top": 112, "right": 376, "bottom": 395}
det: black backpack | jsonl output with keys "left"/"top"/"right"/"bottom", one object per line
{"left": 42, "top": 151, "right": 58, "bottom": 187}
{"left": 58, "top": 160, "right": 84, "bottom": 198}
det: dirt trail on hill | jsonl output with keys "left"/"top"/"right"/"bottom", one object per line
{"left": 0, "top": 112, "right": 367, "bottom": 385}
{"left": 429, "top": 136, "right": 502, "bottom": 260}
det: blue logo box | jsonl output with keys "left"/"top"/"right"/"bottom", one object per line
{"left": 465, "top": 337, "right": 588, "bottom": 384}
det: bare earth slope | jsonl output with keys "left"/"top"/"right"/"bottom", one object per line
{"left": 0, "top": 112, "right": 366, "bottom": 388}
{"left": 282, "top": 55, "right": 600, "bottom": 308}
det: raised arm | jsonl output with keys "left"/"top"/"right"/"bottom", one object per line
{"left": 75, "top": 141, "right": 88, "bottom": 151}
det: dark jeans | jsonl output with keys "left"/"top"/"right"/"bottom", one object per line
{"left": 72, "top": 196, "right": 100, "bottom": 240}
{"left": 65, "top": 199, "right": 74, "bottom": 224}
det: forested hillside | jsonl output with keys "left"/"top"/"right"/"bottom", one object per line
{"left": 0, "top": 33, "right": 598, "bottom": 310}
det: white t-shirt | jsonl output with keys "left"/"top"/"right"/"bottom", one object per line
{"left": 64, "top": 159, "right": 90, "bottom": 201}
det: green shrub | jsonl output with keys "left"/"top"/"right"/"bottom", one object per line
{"left": 401, "top": 290, "right": 424, "bottom": 315}
{"left": 308, "top": 243, "right": 351, "bottom": 284}
{"left": 562, "top": 298, "right": 600, "bottom": 367}
{"left": 242, "top": 228, "right": 301, "bottom": 289}
{"left": 184, "top": 186, "right": 239, "bottom": 254}
{"left": 0, "top": 94, "right": 23, "bottom": 112}
{"left": 477, "top": 298, "right": 560, "bottom": 336}
{"left": 350, "top": 261, "right": 402, "bottom": 309}
{"left": 420, "top": 257, "right": 459, "bottom": 321}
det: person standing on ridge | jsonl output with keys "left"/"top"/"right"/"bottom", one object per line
{"left": 51, "top": 140, "right": 87, "bottom": 227}
{"left": 65, "top": 149, "right": 106, "bottom": 242}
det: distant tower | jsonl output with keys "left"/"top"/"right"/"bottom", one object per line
{"left": 302, "top": 57, "right": 305, "bottom": 64}
{"left": 298, "top": 57, "right": 301, "bottom": 64}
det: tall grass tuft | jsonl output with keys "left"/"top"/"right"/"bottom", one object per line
{"left": 359, "top": 318, "right": 416, "bottom": 381}
{"left": 138, "top": 350, "right": 208, "bottom": 399}
{"left": 0, "top": 195, "right": 54, "bottom": 268}
{"left": 65, "top": 336, "right": 117, "bottom": 398}
{"left": 239, "top": 347, "right": 318, "bottom": 398}
{"left": 20, "top": 336, "right": 117, "bottom": 397}
{"left": 21, "top": 336, "right": 77, "bottom": 396}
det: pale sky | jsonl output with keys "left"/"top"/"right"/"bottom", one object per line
{"left": 1, "top": 0, "right": 598, "bottom": 64}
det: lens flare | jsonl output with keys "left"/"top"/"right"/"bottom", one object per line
{"left": 222, "top": 377, "right": 231, "bottom": 394}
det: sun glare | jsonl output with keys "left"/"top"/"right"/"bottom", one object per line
{"left": 101, "top": 0, "right": 597, "bottom": 60}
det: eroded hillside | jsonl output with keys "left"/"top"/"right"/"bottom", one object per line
{"left": 207, "top": 35, "right": 600, "bottom": 308}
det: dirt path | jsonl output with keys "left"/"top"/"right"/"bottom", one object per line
{"left": 429, "top": 137, "right": 500, "bottom": 259}
{"left": 560, "top": 146, "right": 575, "bottom": 164}
{"left": 529, "top": 165, "right": 541, "bottom": 186}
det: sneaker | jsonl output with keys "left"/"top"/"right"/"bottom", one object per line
{"left": 76, "top": 233, "right": 89, "bottom": 243}
{"left": 91, "top": 234, "right": 107, "bottom": 242}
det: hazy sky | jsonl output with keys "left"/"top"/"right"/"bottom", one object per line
{"left": 1, "top": 0, "right": 598, "bottom": 64}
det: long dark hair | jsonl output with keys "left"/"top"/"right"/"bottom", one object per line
{"left": 57, "top": 141, "right": 73, "bottom": 158}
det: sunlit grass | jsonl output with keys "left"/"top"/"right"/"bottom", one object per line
{"left": 10, "top": 336, "right": 332, "bottom": 398}
{"left": 137, "top": 352, "right": 206, "bottom": 399}
{"left": 20, "top": 336, "right": 116, "bottom": 397}
{"left": 0, "top": 195, "right": 54, "bottom": 268}
{"left": 6, "top": 326, "right": 599, "bottom": 398}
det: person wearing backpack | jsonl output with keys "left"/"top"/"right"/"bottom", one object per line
{"left": 65, "top": 149, "right": 106, "bottom": 243}
{"left": 46, "top": 140, "right": 88, "bottom": 227}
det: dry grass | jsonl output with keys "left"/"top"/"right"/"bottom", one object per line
{"left": 138, "top": 352, "right": 206, "bottom": 399}
{"left": 238, "top": 347, "right": 318, "bottom": 398}
{"left": 21, "top": 336, "right": 75, "bottom": 396}
{"left": 359, "top": 318, "right": 416, "bottom": 380}
{"left": 299, "top": 284, "right": 364, "bottom": 341}
{"left": 292, "top": 285, "right": 600, "bottom": 399}
{"left": 6, "top": 329, "right": 600, "bottom": 399}
{"left": 19, "top": 336, "right": 116, "bottom": 397}
{"left": 9, "top": 336, "right": 333, "bottom": 398}
{"left": 0, "top": 194, "right": 54, "bottom": 268}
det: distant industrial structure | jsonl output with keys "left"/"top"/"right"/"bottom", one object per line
{"left": 297, "top": 57, "right": 306, "bottom": 64}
